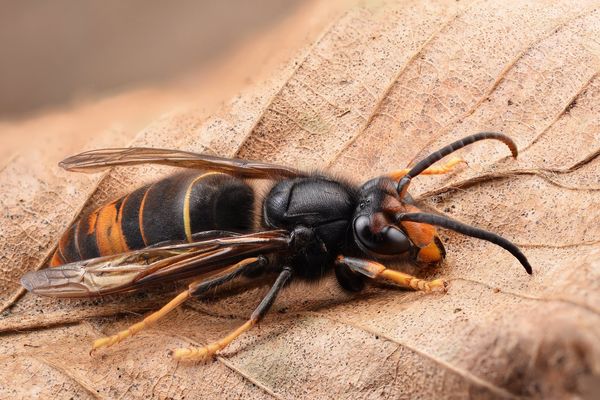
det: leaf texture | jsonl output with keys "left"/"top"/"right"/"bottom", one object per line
{"left": 1, "top": 1, "right": 600, "bottom": 399}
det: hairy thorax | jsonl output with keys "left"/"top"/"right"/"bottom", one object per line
{"left": 262, "top": 175, "right": 358, "bottom": 279}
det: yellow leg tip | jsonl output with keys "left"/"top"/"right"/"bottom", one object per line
{"left": 429, "top": 279, "right": 448, "bottom": 292}
{"left": 448, "top": 157, "right": 468, "bottom": 167}
{"left": 172, "top": 346, "right": 217, "bottom": 362}
{"left": 92, "top": 329, "right": 133, "bottom": 351}
{"left": 92, "top": 337, "right": 113, "bottom": 350}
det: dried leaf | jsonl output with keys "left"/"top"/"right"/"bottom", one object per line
{"left": 2, "top": 1, "right": 600, "bottom": 399}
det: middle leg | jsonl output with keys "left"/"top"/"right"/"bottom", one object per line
{"left": 174, "top": 266, "right": 293, "bottom": 362}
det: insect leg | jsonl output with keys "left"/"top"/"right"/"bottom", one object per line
{"left": 335, "top": 256, "right": 447, "bottom": 292}
{"left": 387, "top": 157, "right": 466, "bottom": 181}
{"left": 188, "top": 255, "right": 269, "bottom": 297}
{"left": 173, "top": 266, "right": 293, "bottom": 362}
{"left": 91, "top": 257, "right": 264, "bottom": 352}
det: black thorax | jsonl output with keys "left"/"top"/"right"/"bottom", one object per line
{"left": 262, "top": 175, "right": 358, "bottom": 279}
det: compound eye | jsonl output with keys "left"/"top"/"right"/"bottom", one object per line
{"left": 353, "top": 215, "right": 411, "bottom": 255}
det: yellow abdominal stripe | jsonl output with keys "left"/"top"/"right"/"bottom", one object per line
{"left": 183, "top": 172, "right": 223, "bottom": 242}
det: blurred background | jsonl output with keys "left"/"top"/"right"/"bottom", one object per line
{"left": 0, "top": 0, "right": 303, "bottom": 119}
{"left": 0, "top": 0, "right": 349, "bottom": 163}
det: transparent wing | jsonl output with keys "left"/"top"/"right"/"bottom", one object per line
{"left": 59, "top": 147, "right": 306, "bottom": 178}
{"left": 21, "top": 230, "right": 291, "bottom": 298}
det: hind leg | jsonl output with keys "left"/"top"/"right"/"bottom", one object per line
{"left": 91, "top": 257, "right": 265, "bottom": 352}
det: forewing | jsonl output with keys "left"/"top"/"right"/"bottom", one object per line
{"left": 59, "top": 147, "right": 306, "bottom": 178}
{"left": 20, "top": 230, "right": 291, "bottom": 298}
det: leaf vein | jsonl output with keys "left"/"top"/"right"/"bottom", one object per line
{"left": 298, "top": 310, "right": 521, "bottom": 400}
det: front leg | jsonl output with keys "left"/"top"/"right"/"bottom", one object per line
{"left": 335, "top": 256, "right": 447, "bottom": 292}
{"left": 387, "top": 157, "right": 465, "bottom": 181}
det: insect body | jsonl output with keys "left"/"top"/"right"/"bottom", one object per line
{"left": 21, "top": 132, "right": 532, "bottom": 361}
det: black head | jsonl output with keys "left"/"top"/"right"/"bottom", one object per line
{"left": 353, "top": 177, "right": 416, "bottom": 258}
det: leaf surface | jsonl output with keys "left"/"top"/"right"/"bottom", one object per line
{"left": 2, "top": 1, "right": 599, "bottom": 398}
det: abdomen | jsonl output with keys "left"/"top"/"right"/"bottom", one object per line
{"left": 49, "top": 172, "right": 255, "bottom": 266}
